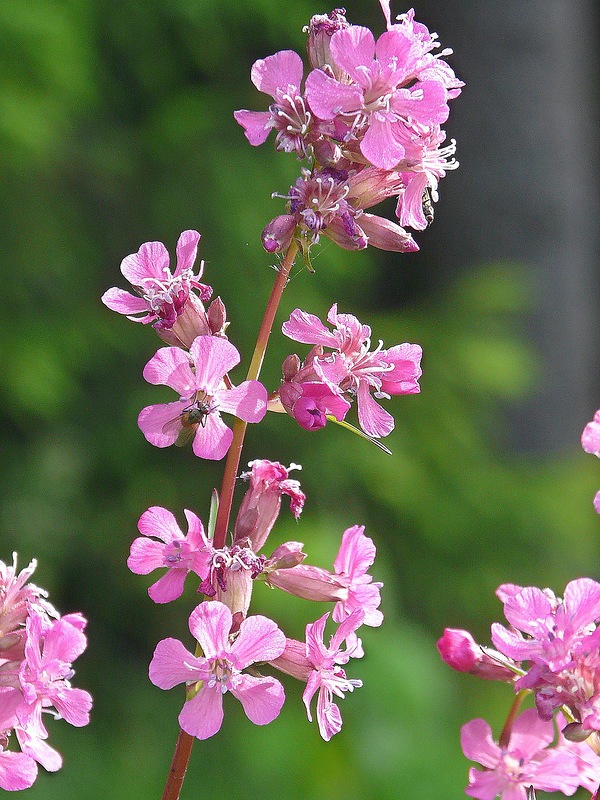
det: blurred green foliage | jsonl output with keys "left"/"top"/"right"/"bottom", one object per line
{"left": 0, "top": 1, "right": 598, "bottom": 798}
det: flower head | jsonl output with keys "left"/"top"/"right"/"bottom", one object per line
{"left": 281, "top": 305, "right": 421, "bottom": 437}
{"left": 127, "top": 507, "right": 212, "bottom": 603}
{"left": 101, "top": 231, "right": 213, "bottom": 340}
{"left": 138, "top": 336, "right": 268, "bottom": 460}
{"left": 461, "top": 708, "right": 580, "bottom": 800}
{"left": 149, "top": 601, "right": 286, "bottom": 740}
{"left": 582, "top": 409, "right": 600, "bottom": 512}
{"left": 270, "top": 609, "right": 364, "bottom": 741}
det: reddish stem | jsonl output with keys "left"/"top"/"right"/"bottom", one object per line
{"left": 498, "top": 690, "right": 527, "bottom": 749}
{"left": 160, "top": 239, "right": 298, "bottom": 800}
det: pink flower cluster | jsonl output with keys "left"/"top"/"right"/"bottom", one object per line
{"left": 128, "top": 459, "right": 382, "bottom": 740}
{"left": 103, "top": 231, "right": 268, "bottom": 461}
{"left": 0, "top": 556, "right": 91, "bottom": 791}
{"left": 438, "top": 579, "right": 600, "bottom": 799}
{"left": 276, "top": 304, "right": 421, "bottom": 438}
{"left": 235, "top": 2, "right": 462, "bottom": 259}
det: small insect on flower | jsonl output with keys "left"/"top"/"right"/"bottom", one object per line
{"left": 422, "top": 188, "right": 434, "bottom": 225}
{"left": 162, "top": 392, "right": 215, "bottom": 447}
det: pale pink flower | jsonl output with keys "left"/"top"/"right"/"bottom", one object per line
{"left": 102, "top": 230, "right": 211, "bottom": 333}
{"left": 461, "top": 708, "right": 580, "bottom": 800}
{"left": 282, "top": 304, "right": 421, "bottom": 437}
{"left": 127, "top": 506, "right": 212, "bottom": 603}
{"left": 234, "top": 50, "right": 317, "bottom": 158}
{"left": 582, "top": 409, "right": 600, "bottom": 513}
{"left": 138, "top": 336, "right": 267, "bottom": 460}
{"left": 490, "top": 579, "right": 600, "bottom": 674}
{"left": 17, "top": 610, "right": 92, "bottom": 741}
{"left": 270, "top": 609, "right": 364, "bottom": 741}
{"left": 149, "top": 601, "right": 286, "bottom": 740}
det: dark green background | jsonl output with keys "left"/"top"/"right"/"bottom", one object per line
{"left": 1, "top": 1, "right": 598, "bottom": 797}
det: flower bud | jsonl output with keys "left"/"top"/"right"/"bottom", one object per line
{"left": 268, "top": 564, "right": 347, "bottom": 602}
{"left": 208, "top": 296, "right": 228, "bottom": 337}
{"left": 305, "top": 9, "right": 349, "bottom": 73}
{"left": 261, "top": 215, "right": 296, "bottom": 254}
{"left": 437, "top": 628, "right": 516, "bottom": 681}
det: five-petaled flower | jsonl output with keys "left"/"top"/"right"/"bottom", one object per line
{"left": 127, "top": 507, "right": 212, "bottom": 603}
{"left": 138, "top": 335, "right": 268, "bottom": 460}
{"left": 149, "top": 601, "right": 286, "bottom": 740}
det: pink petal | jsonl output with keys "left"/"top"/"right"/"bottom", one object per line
{"left": 465, "top": 767, "right": 507, "bottom": 800}
{"left": 334, "top": 525, "right": 373, "bottom": 577}
{"left": 358, "top": 213, "right": 418, "bottom": 252}
{"left": 509, "top": 708, "right": 554, "bottom": 759}
{"left": 460, "top": 718, "right": 501, "bottom": 767}
{"left": 138, "top": 506, "right": 182, "bottom": 544}
{"left": 143, "top": 347, "right": 195, "bottom": 394}
{"left": 189, "top": 336, "right": 240, "bottom": 392}
{"left": 148, "top": 569, "right": 187, "bottom": 603}
{"left": 230, "top": 615, "right": 286, "bottom": 669}
{"left": 374, "top": 30, "right": 413, "bottom": 84}
{"left": 357, "top": 381, "right": 394, "bottom": 438}
{"left": 216, "top": 381, "right": 267, "bottom": 423}
{"left": 316, "top": 687, "right": 343, "bottom": 741}
{"left": 282, "top": 308, "right": 338, "bottom": 347}
{"left": 563, "top": 578, "right": 600, "bottom": 630}
{"left": 581, "top": 409, "right": 600, "bottom": 455}
{"left": 502, "top": 587, "right": 552, "bottom": 635}
{"left": 305, "top": 68, "right": 363, "bottom": 120}
{"left": 42, "top": 617, "right": 87, "bottom": 664}
{"left": 183, "top": 509, "right": 208, "bottom": 549}
{"left": 360, "top": 114, "right": 406, "bottom": 170}
{"left": 0, "top": 751, "right": 38, "bottom": 791}
{"left": 391, "top": 80, "right": 449, "bottom": 126}
{"left": 251, "top": 50, "right": 304, "bottom": 97}
{"left": 397, "top": 172, "right": 429, "bottom": 230}
{"left": 174, "top": 230, "right": 200, "bottom": 274}
{"left": 17, "top": 729, "right": 62, "bottom": 772}
{"left": 101, "top": 287, "right": 149, "bottom": 317}
{"left": 138, "top": 401, "right": 188, "bottom": 447}
{"left": 51, "top": 686, "right": 92, "bottom": 727}
{"left": 230, "top": 674, "right": 285, "bottom": 726}
{"left": 191, "top": 414, "right": 233, "bottom": 460}
{"left": 380, "top": 343, "right": 422, "bottom": 394}
{"left": 188, "top": 602, "right": 231, "bottom": 659}
{"left": 330, "top": 26, "right": 376, "bottom": 85}
{"left": 179, "top": 685, "right": 223, "bottom": 740}
{"left": 128, "top": 539, "right": 172, "bottom": 575}
{"left": 149, "top": 638, "right": 207, "bottom": 690}
{"left": 234, "top": 109, "right": 274, "bottom": 146}
{"left": 120, "top": 241, "right": 170, "bottom": 284}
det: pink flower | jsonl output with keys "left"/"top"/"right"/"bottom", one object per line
{"left": 262, "top": 167, "right": 418, "bottom": 254}
{"left": 490, "top": 579, "right": 600, "bottom": 674}
{"left": 461, "top": 708, "right": 580, "bottom": 800}
{"left": 282, "top": 305, "right": 422, "bottom": 437}
{"left": 17, "top": 610, "right": 92, "bottom": 740}
{"left": 127, "top": 507, "right": 212, "bottom": 603}
{"left": 331, "top": 525, "right": 383, "bottom": 627}
{"left": 304, "top": 15, "right": 452, "bottom": 171}
{"left": 102, "top": 230, "right": 211, "bottom": 331}
{"left": 270, "top": 609, "right": 364, "bottom": 741}
{"left": 0, "top": 689, "right": 37, "bottom": 791}
{"left": 234, "top": 50, "right": 316, "bottom": 158}
{"left": 138, "top": 336, "right": 268, "bottom": 460}
{"left": 234, "top": 460, "right": 306, "bottom": 553}
{"left": 582, "top": 409, "right": 600, "bottom": 513}
{"left": 149, "top": 601, "right": 286, "bottom": 740}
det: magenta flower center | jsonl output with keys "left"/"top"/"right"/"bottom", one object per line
{"left": 289, "top": 169, "right": 351, "bottom": 232}
{"left": 206, "top": 656, "right": 241, "bottom": 694}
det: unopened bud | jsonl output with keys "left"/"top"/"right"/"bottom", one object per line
{"left": 305, "top": 9, "right": 349, "bottom": 73}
